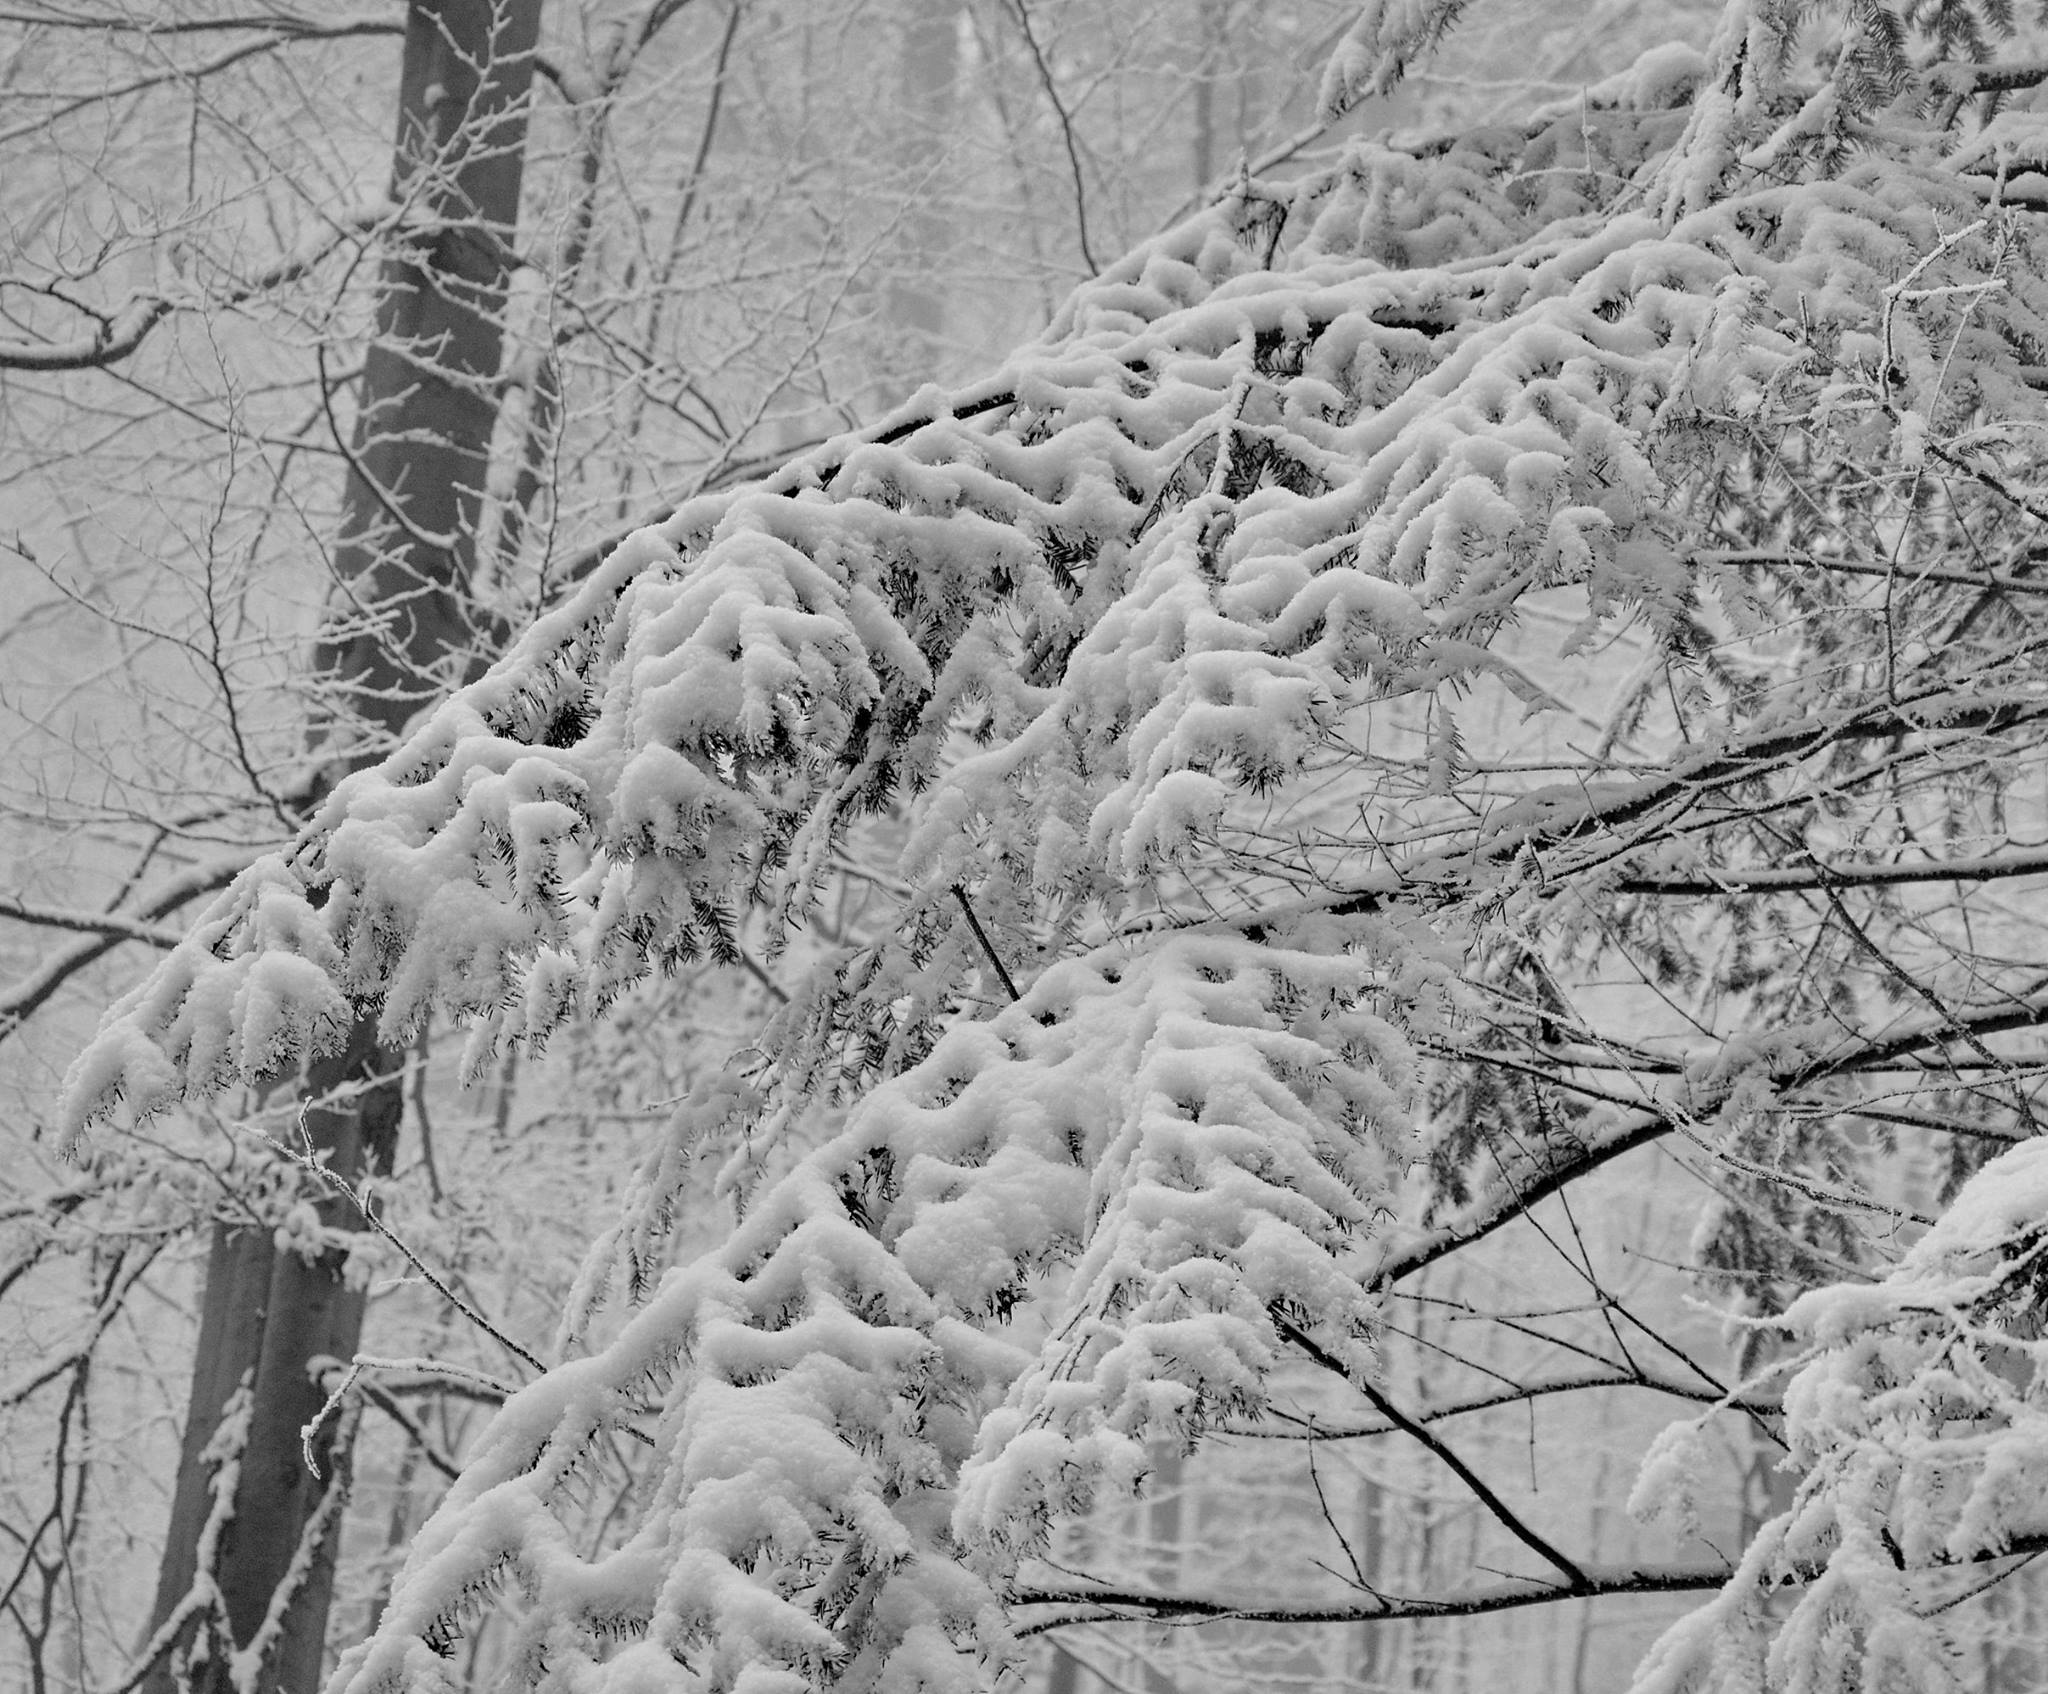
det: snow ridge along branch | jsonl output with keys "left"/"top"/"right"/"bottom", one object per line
{"left": 62, "top": 11, "right": 2048, "bottom": 1691}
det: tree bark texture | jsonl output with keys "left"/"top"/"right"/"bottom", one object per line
{"left": 142, "top": 4, "right": 542, "bottom": 1689}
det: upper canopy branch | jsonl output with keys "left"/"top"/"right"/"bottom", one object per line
{"left": 0, "top": 203, "right": 401, "bottom": 372}
{"left": 53, "top": 26, "right": 2048, "bottom": 1689}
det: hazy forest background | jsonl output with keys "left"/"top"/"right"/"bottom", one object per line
{"left": 14, "top": 2, "right": 2048, "bottom": 1693}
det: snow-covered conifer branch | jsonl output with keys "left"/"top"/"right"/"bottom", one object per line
{"left": 1632, "top": 1138, "right": 2048, "bottom": 1692}
{"left": 59, "top": 4, "right": 2048, "bottom": 1686}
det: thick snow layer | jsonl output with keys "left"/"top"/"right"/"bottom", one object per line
{"left": 61, "top": 18, "right": 2048, "bottom": 1689}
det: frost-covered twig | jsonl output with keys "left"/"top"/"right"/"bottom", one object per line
{"left": 0, "top": 198, "right": 403, "bottom": 370}
{"left": 302, "top": 1355, "right": 516, "bottom": 1479}
{"left": 0, "top": 1244, "right": 159, "bottom": 1409}
{"left": 347, "top": 1375, "right": 467, "bottom": 1482}
{"left": 0, "top": 897, "right": 185, "bottom": 948}
{"left": 265, "top": 1109, "right": 546, "bottom": 1377}
{"left": 0, "top": 852, "right": 250, "bottom": 1042}
{"left": 91, "top": 1386, "right": 252, "bottom": 1694}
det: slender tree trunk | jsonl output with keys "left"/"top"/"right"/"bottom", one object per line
{"left": 889, "top": 0, "right": 959, "bottom": 360}
{"left": 142, "top": 5, "right": 542, "bottom": 1689}
{"left": 1143, "top": 1448, "right": 1182, "bottom": 1694}
{"left": 1189, "top": 0, "right": 1217, "bottom": 192}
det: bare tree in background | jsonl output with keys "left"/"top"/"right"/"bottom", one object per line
{"left": 66, "top": 3, "right": 2048, "bottom": 1692}
{"left": 138, "top": 7, "right": 542, "bottom": 1687}
{"left": 0, "top": 4, "right": 1368, "bottom": 1688}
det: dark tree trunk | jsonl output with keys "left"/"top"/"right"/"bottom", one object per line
{"left": 142, "top": 4, "right": 543, "bottom": 1689}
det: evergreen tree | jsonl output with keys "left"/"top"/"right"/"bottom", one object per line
{"left": 66, "top": 1, "right": 2048, "bottom": 1688}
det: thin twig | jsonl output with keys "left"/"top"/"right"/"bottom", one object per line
{"left": 269, "top": 1112, "right": 544, "bottom": 1375}
{"left": 1006, "top": 0, "right": 1098, "bottom": 273}
{"left": 952, "top": 883, "right": 1022, "bottom": 1001}
{"left": 1279, "top": 1319, "right": 1590, "bottom": 1589}
{"left": 407, "top": 1025, "right": 445, "bottom": 1205}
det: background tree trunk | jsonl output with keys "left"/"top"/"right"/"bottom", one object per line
{"left": 141, "top": 4, "right": 543, "bottom": 1688}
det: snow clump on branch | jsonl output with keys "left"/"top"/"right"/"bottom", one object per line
{"left": 62, "top": 2, "right": 2048, "bottom": 1688}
